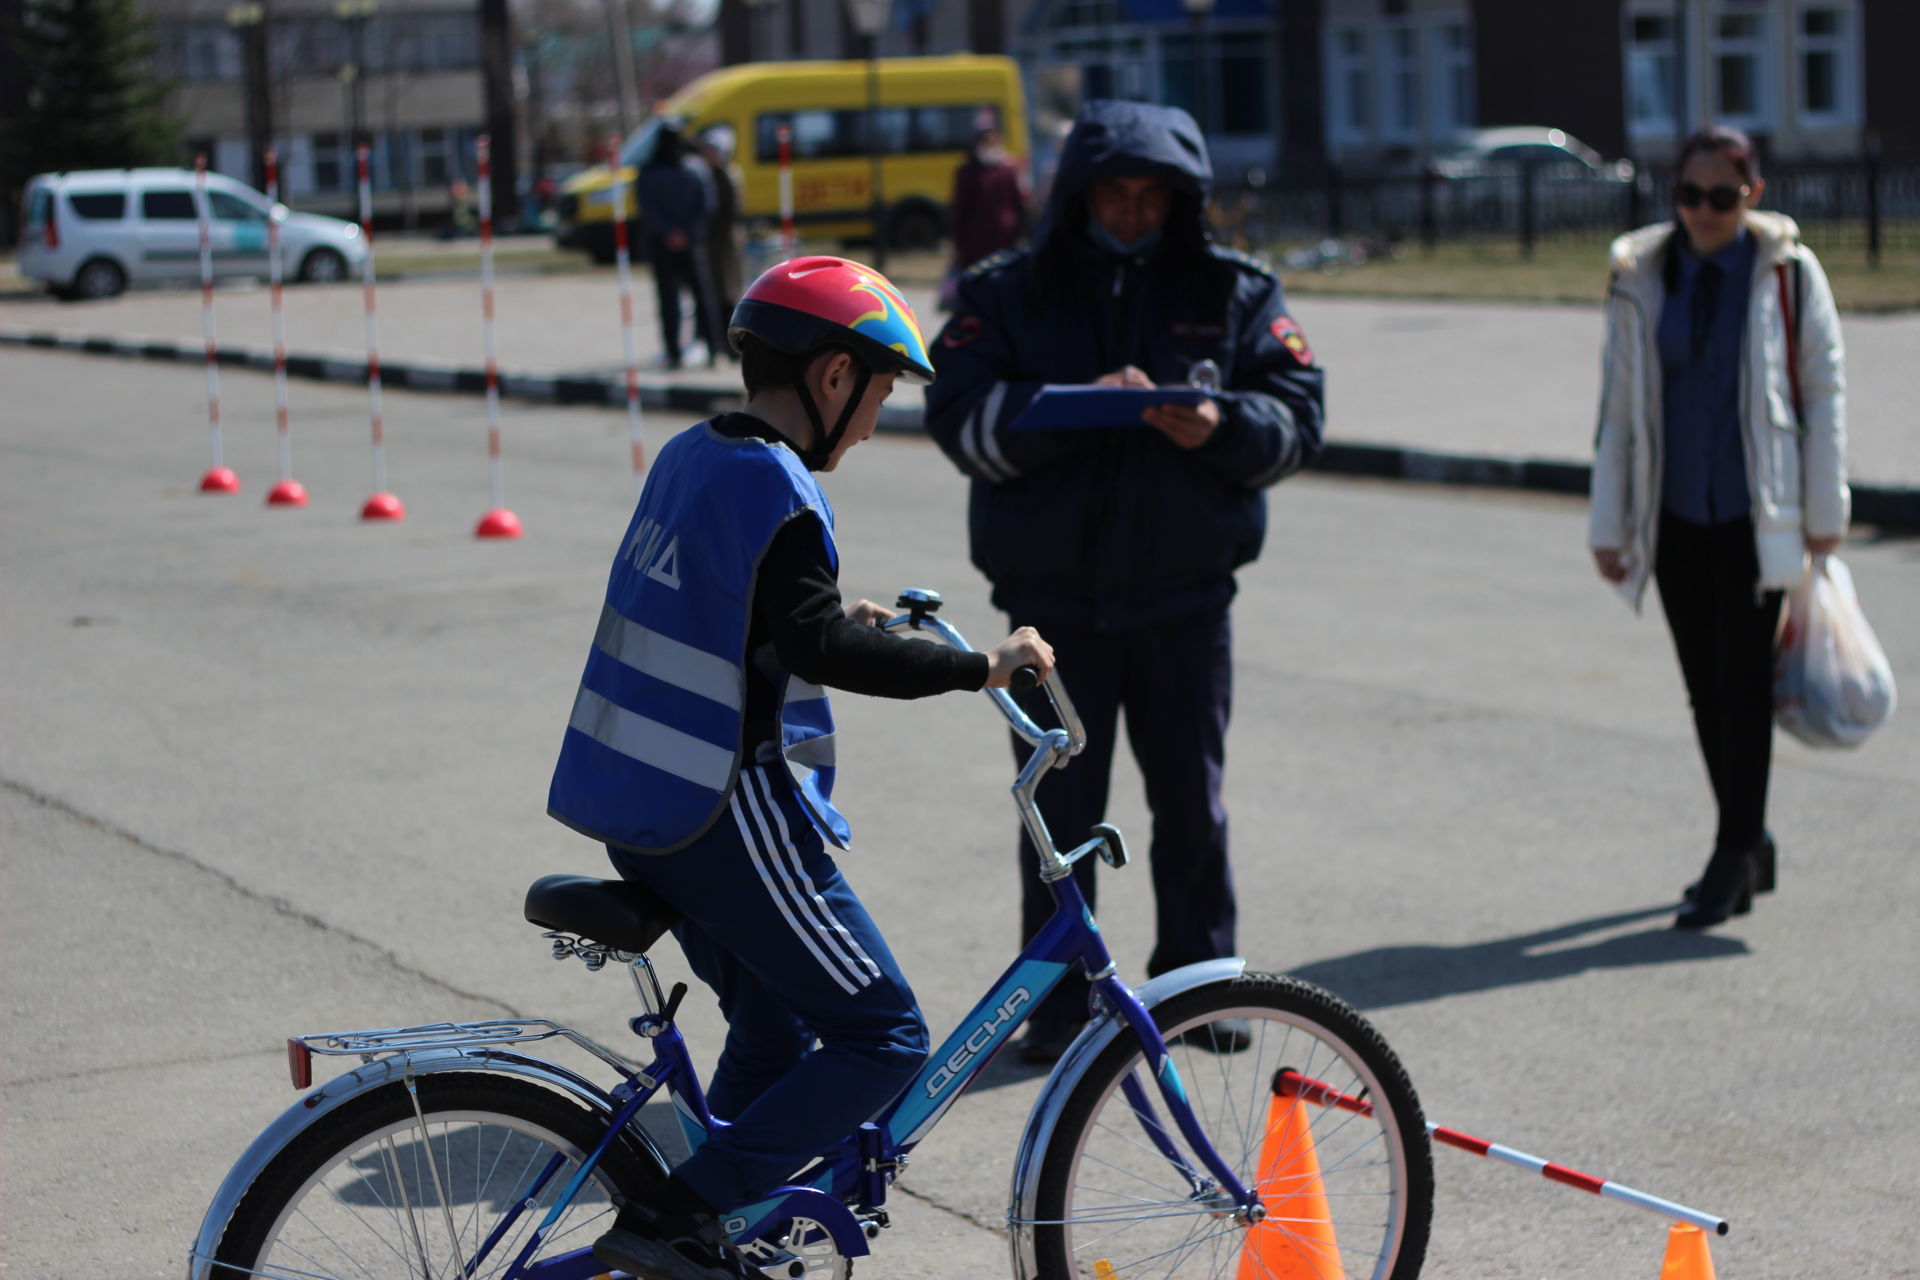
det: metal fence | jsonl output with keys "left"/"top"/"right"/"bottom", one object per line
{"left": 1214, "top": 159, "right": 1919, "bottom": 265}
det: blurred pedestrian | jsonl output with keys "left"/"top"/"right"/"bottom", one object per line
{"left": 944, "top": 122, "right": 1026, "bottom": 309}
{"left": 1589, "top": 125, "right": 1850, "bottom": 929}
{"left": 698, "top": 127, "right": 745, "bottom": 350}
{"left": 926, "top": 100, "right": 1325, "bottom": 1063}
{"left": 637, "top": 120, "right": 723, "bottom": 368}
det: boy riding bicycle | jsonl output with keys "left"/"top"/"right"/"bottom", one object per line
{"left": 547, "top": 256, "right": 1052, "bottom": 1280}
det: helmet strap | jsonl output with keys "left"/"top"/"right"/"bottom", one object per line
{"left": 795, "top": 357, "right": 873, "bottom": 471}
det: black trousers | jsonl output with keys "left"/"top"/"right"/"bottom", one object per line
{"left": 649, "top": 242, "right": 722, "bottom": 365}
{"left": 1653, "top": 510, "right": 1785, "bottom": 858}
{"left": 1011, "top": 609, "right": 1236, "bottom": 1028}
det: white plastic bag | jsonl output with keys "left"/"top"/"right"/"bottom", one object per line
{"left": 1773, "top": 555, "right": 1898, "bottom": 748}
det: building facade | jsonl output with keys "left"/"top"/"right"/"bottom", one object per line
{"left": 139, "top": 0, "right": 491, "bottom": 223}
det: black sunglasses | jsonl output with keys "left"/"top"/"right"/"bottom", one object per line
{"left": 1674, "top": 181, "right": 1751, "bottom": 212}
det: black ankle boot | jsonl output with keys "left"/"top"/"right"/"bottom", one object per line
{"left": 1675, "top": 848, "right": 1756, "bottom": 930}
{"left": 1685, "top": 832, "right": 1776, "bottom": 901}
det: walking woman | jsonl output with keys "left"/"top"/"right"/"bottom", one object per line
{"left": 1589, "top": 126, "right": 1849, "bottom": 929}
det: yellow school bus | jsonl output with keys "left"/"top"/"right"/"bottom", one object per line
{"left": 554, "top": 54, "right": 1027, "bottom": 263}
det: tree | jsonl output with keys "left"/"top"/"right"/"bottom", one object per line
{"left": 5, "top": 0, "right": 179, "bottom": 181}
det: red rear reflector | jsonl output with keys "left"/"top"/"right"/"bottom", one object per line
{"left": 44, "top": 206, "right": 57, "bottom": 250}
{"left": 287, "top": 1038, "right": 313, "bottom": 1089}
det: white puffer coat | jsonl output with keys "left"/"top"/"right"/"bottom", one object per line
{"left": 1588, "top": 209, "right": 1849, "bottom": 610}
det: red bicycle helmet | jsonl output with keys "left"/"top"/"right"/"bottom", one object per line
{"left": 728, "top": 255, "right": 936, "bottom": 384}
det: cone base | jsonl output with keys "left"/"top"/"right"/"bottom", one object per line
{"left": 360, "top": 492, "right": 406, "bottom": 521}
{"left": 475, "top": 508, "right": 523, "bottom": 539}
{"left": 267, "top": 479, "right": 309, "bottom": 507}
{"left": 199, "top": 466, "right": 240, "bottom": 493}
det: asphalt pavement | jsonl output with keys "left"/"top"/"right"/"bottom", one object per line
{"left": 3, "top": 347, "right": 1918, "bottom": 1279}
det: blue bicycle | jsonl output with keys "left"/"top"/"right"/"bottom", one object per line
{"left": 191, "top": 590, "right": 1434, "bottom": 1280}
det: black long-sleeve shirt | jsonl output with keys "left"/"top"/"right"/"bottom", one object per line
{"left": 709, "top": 413, "right": 988, "bottom": 748}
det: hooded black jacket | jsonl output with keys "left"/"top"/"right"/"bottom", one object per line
{"left": 926, "top": 100, "right": 1325, "bottom": 632}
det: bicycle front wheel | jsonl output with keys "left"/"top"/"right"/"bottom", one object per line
{"left": 211, "top": 1072, "right": 665, "bottom": 1280}
{"left": 1032, "top": 973, "right": 1432, "bottom": 1280}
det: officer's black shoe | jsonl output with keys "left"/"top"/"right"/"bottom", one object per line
{"left": 1017, "top": 1019, "right": 1083, "bottom": 1065}
{"left": 1169, "top": 1018, "right": 1253, "bottom": 1054}
{"left": 593, "top": 1194, "right": 742, "bottom": 1280}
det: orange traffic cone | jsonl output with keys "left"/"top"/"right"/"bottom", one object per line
{"left": 1659, "top": 1224, "right": 1717, "bottom": 1280}
{"left": 1236, "top": 1093, "right": 1343, "bottom": 1280}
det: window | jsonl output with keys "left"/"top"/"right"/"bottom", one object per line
{"left": 756, "top": 106, "right": 994, "bottom": 163}
{"left": 208, "top": 191, "right": 267, "bottom": 222}
{"left": 313, "top": 134, "right": 347, "bottom": 193}
{"left": 68, "top": 193, "right": 127, "bottom": 220}
{"left": 418, "top": 128, "right": 452, "bottom": 186}
{"left": 1430, "top": 20, "right": 1474, "bottom": 138}
{"left": 1382, "top": 25, "right": 1419, "bottom": 140}
{"left": 1798, "top": 5, "right": 1857, "bottom": 125}
{"left": 1326, "top": 25, "right": 1370, "bottom": 141}
{"left": 1626, "top": 12, "right": 1678, "bottom": 134}
{"left": 142, "top": 191, "right": 198, "bottom": 220}
{"left": 1216, "top": 34, "right": 1270, "bottom": 138}
{"left": 1712, "top": 8, "right": 1770, "bottom": 128}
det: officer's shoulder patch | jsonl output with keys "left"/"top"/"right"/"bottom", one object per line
{"left": 1209, "top": 245, "right": 1276, "bottom": 278}
{"left": 964, "top": 248, "right": 1026, "bottom": 279}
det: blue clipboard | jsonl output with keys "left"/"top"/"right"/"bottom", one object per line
{"left": 1009, "top": 384, "right": 1212, "bottom": 431}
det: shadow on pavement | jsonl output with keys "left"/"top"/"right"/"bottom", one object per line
{"left": 1288, "top": 903, "right": 1748, "bottom": 1011}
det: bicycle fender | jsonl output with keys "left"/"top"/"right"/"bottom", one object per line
{"left": 185, "top": 1047, "right": 672, "bottom": 1280}
{"left": 1004, "top": 958, "right": 1247, "bottom": 1280}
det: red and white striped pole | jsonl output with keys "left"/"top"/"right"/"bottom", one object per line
{"left": 607, "top": 133, "right": 647, "bottom": 492}
{"left": 196, "top": 154, "right": 239, "bottom": 493}
{"left": 1275, "top": 1070, "right": 1730, "bottom": 1236}
{"left": 776, "top": 123, "right": 795, "bottom": 258}
{"left": 263, "top": 147, "right": 308, "bottom": 507}
{"left": 473, "top": 134, "right": 522, "bottom": 539}
{"left": 356, "top": 145, "right": 404, "bottom": 521}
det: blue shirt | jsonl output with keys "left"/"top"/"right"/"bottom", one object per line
{"left": 1659, "top": 229, "right": 1756, "bottom": 525}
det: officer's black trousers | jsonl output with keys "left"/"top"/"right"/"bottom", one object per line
{"left": 648, "top": 241, "right": 722, "bottom": 366}
{"left": 1011, "top": 608, "right": 1236, "bottom": 1031}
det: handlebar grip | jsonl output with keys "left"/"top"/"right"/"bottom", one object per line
{"left": 1009, "top": 666, "right": 1040, "bottom": 693}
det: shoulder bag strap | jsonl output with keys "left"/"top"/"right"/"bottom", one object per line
{"left": 1776, "top": 260, "right": 1803, "bottom": 424}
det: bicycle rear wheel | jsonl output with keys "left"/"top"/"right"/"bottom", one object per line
{"left": 1032, "top": 973, "right": 1432, "bottom": 1280}
{"left": 211, "top": 1073, "right": 665, "bottom": 1280}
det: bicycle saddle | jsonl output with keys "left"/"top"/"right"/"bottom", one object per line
{"left": 523, "top": 875, "right": 685, "bottom": 954}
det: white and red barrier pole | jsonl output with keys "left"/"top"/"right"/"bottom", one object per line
{"left": 607, "top": 133, "right": 646, "bottom": 491}
{"left": 196, "top": 154, "right": 239, "bottom": 493}
{"left": 1275, "top": 1070, "right": 1729, "bottom": 1235}
{"left": 356, "top": 146, "right": 404, "bottom": 521}
{"left": 263, "top": 148, "right": 308, "bottom": 507}
{"left": 777, "top": 123, "right": 795, "bottom": 258}
{"left": 473, "top": 134, "right": 522, "bottom": 539}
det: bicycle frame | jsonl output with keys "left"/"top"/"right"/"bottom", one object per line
{"left": 190, "top": 592, "right": 1260, "bottom": 1280}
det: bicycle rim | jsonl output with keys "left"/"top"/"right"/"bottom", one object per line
{"left": 213, "top": 1076, "right": 658, "bottom": 1280}
{"left": 1033, "top": 974, "right": 1432, "bottom": 1280}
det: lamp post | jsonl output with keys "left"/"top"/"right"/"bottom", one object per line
{"left": 335, "top": 0, "right": 376, "bottom": 154}
{"left": 845, "top": 0, "right": 886, "bottom": 271}
{"left": 1180, "top": 0, "right": 1215, "bottom": 140}
{"left": 227, "top": 3, "right": 271, "bottom": 191}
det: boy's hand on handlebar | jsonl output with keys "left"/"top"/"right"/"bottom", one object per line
{"left": 845, "top": 598, "right": 898, "bottom": 627}
{"left": 985, "top": 627, "right": 1054, "bottom": 688}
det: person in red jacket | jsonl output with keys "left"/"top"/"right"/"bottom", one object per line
{"left": 946, "top": 124, "right": 1027, "bottom": 299}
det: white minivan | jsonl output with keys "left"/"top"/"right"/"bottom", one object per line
{"left": 16, "top": 168, "right": 369, "bottom": 301}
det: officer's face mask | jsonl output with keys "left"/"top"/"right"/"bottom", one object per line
{"left": 1086, "top": 220, "right": 1164, "bottom": 258}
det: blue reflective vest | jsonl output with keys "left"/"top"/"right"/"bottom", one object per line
{"left": 547, "top": 423, "right": 849, "bottom": 854}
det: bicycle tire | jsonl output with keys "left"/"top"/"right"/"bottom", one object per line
{"left": 1032, "top": 972, "right": 1432, "bottom": 1280}
{"left": 211, "top": 1072, "right": 666, "bottom": 1280}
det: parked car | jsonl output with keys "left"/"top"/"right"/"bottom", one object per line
{"left": 15, "top": 168, "right": 368, "bottom": 301}
{"left": 1412, "top": 126, "right": 1637, "bottom": 233}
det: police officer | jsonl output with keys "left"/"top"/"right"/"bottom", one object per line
{"left": 927, "top": 100, "right": 1325, "bottom": 1063}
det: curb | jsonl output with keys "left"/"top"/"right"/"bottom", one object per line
{"left": 8, "top": 328, "right": 1918, "bottom": 530}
